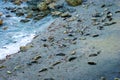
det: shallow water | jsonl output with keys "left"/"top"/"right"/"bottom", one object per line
{"left": 0, "top": 1, "right": 55, "bottom": 59}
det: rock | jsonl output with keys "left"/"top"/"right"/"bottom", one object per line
{"left": 20, "top": 19, "right": 30, "bottom": 23}
{"left": 52, "top": 61, "right": 61, "bottom": 66}
{"left": 115, "top": 10, "right": 120, "bottom": 13}
{"left": 60, "top": 12, "right": 71, "bottom": 18}
{"left": 16, "top": 12, "right": 24, "bottom": 17}
{"left": 71, "top": 50, "right": 76, "bottom": 55}
{"left": 37, "top": 2, "right": 48, "bottom": 11}
{"left": 92, "top": 34, "right": 99, "bottom": 37}
{"left": 65, "top": 0, "right": 82, "bottom": 6}
{"left": 44, "top": 78, "right": 54, "bottom": 80}
{"left": 39, "top": 68, "right": 48, "bottom": 72}
{"left": 20, "top": 45, "right": 33, "bottom": 52}
{"left": 2, "top": 26, "right": 8, "bottom": 30}
{"left": 51, "top": 11, "right": 62, "bottom": 16}
{"left": 88, "top": 62, "right": 96, "bottom": 65}
{"left": 89, "top": 54, "right": 98, "bottom": 57}
{"left": 0, "top": 19, "right": 3, "bottom": 25}
{"left": 100, "top": 77, "right": 106, "bottom": 80}
{"left": 32, "top": 55, "right": 41, "bottom": 61}
{"left": 48, "top": 2, "right": 56, "bottom": 9}
{"left": 7, "top": 71, "right": 12, "bottom": 74}
{"left": 67, "top": 17, "right": 76, "bottom": 21}
{"left": 0, "top": 65, "right": 6, "bottom": 69}
{"left": 26, "top": 13, "right": 33, "bottom": 18}
{"left": 56, "top": 53, "right": 66, "bottom": 56}
{"left": 68, "top": 57, "right": 77, "bottom": 62}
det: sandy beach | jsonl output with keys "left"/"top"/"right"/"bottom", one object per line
{"left": 0, "top": 0, "right": 120, "bottom": 80}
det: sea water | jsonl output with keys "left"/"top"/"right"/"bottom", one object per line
{"left": 0, "top": 1, "right": 54, "bottom": 59}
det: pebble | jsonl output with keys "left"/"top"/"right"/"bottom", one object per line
{"left": 92, "top": 34, "right": 99, "bottom": 37}
{"left": 100, "top": 77, "right": 106, "bottom": 80}
{"left": 89, "top": 54, "right": 98, "bottom": 57}
{"left": 0, "top": 19, "right": 3, "bottom": 25}
{"left": 32, "top": 55, "right": 41, "bottom": 61}
{"left": 20, "top": 19, "right": 30, "bottom": 23}
{"left": 56, "top": 53, "right": 66, "bottom": 56}
{"left": 7, "top": 71, "right": 12, "bottom": 74}
{"left": 71, "top": 50, "right": 76, "bottom": 55}
{"left": 0, "top": 65, "right": 6, "bottom": 69}
{"left": 52, "top": 61, "right": 61, "bottom": 66}
{"left": 44, "top": 78, "right": 54, "bottom": 80}
{"left": 115, "top": 11, "right": 120, "bottom": 13}
{"left": 68, "top": 57, "right": 77, "bottom": 62}
{"left": 39, "top": 68, "right": 48, "bottom": 73}
{"left": 2, "top": 26, "right": 8, "bottom": 30}
{"left": 88, "top": 62, "right": 96, "bottom": 65}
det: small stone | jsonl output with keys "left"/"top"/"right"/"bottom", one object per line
{"left": 26, "top": 13, "right": 33, "bottom": 18}
{"left": 7, "top": 71, "right": 12, "bottom": 74}
{"left": 92, "top": 34, "right": 99, "bottom": 37}
{"left": 14, "top": 65, "right": 21, "bottom": 70}
{"left": 61, "top": 12, "right": 71, "bottom": 18}
{"left": 31, "top": 60, "right": 38, "bottom": 63}
{"left": 20, "top": 19, "right": 30, "bottom": 23}
{"left": 52, "top": 61, "right": 61, "bottom": 66}
{"left": 48, "top": 2, "right": 56, "bottom": 9}
{"left": 20, "top": 45, "right": 33, "bottom": 52}
{"left": 48, "top": 36, "right": 54, "bottom": 42}
{"left": 0, "top": 19, "right": 3, "bottom": 25}
{"left": 2, "top": 26, "right": 8, "bottom": 30}
{"left": 43, "top": 44, "right": 49, "bottom": 47}
{"left": 68, "top": 57, "right": 77, "bottom": 62}
{"left": 41, "top": 38, "right": 47, "bottom": 42}
{"left": 6, "top": 15, "right": 12, "bottom": 17}
{"left": 51, "top": 11, "right": 62, "bottom": 16}
{"left": 89, "top": 54, "right": 98, "bottom": 57}
{"left": 92, "top": 13, "right": 101, "bottom": 17}
{"left": 44, "top": 78, "right": 54, "bottom": 80}
{"left": 100, "top": 77, "right": 106, "bottom": 80}
{"left": 101, "top": 4, "right": 106, "bottom": 8}
{"left": 91, "top": 17, "right": 97, "bottom": 21}
{"left": 115, "top": 11, "right": 120, "bottom": 13}
{"left": 16, "top": 12, "right": 24, "bottom": 17}
{"left": 88, "top": 62, "right": 96, "bottom": 65}
{"left": 32, "top": 55, "right": 41, "bottom": 61}
{"left": 67, "top": 17, "right": 76, "bottom": 21}
{"left": 71, "top": 51, "right": 76, "bottom": 55}
{"left": 0, "top": 65, "right": 6, "bottom": 69}
{"left": 39, "top": 68, "right": 48, "bottom": 73}
{"left": 56, "top": 53, "right": 66, "bottom": 56}
{"left": 97, "top": 26, "right": 104, "bottom": 30}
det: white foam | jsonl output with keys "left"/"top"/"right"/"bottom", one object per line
{"left": 0, "top": 34, "right": 35, "bottom": 60}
